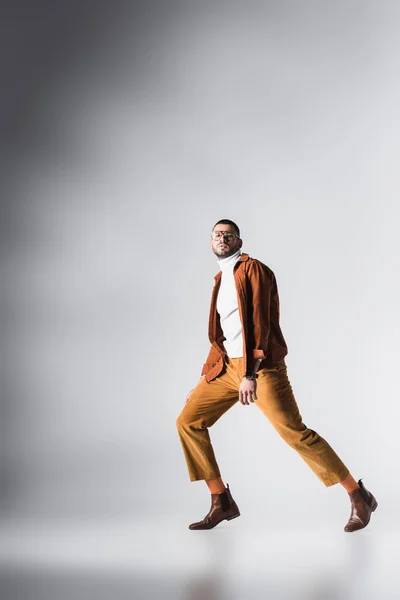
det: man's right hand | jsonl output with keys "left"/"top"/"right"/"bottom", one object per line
{"left": 185, "top": 388, "right": 194, "bottom": 404}
{"left": 185, "top": 376, "right": 205, "bottom": 404}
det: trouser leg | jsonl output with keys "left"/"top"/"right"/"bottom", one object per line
{"left": 253, "top": 359, "right": 349, "bottom": 486}
{"left": 176, "top": 363, "right": 239, "bottom": 482}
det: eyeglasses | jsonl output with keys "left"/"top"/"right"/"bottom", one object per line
{"left": 211, "top": 231, "right": 239, "bottom": 241}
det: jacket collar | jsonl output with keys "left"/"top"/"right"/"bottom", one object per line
{"left": 214, "top": 252, "right": 249, "bottom": 280}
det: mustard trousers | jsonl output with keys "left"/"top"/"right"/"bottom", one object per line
{"left": 176, "top": 356, "right": 349, "bottom": 487}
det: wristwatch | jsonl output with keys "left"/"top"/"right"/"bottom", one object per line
{"left": 245, "top": 358, "right": 262, "bottom": 380}
{"left": 245, "top": 373, "right": 258, "bottom": 380}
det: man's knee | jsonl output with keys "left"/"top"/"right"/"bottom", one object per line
{"left": 176, "top": 408, "right": 195, "bottom": 430}
{"left": 276, "top": 423, "right": 320, "bottom": 450}
{"left": 176, "top": 412, "right": 186, "bottom": 430}
{"left": 299, "top": 426, "right": 321, "bottom": 446}
{"left": 177, "top": 410, "right": 209, "bottom": 432}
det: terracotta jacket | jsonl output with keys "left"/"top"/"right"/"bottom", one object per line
{"left": 201, "top": 252, "right": 288, "bottom": 382}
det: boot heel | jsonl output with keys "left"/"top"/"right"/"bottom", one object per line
{"left": 226, "top": 512, "right": 240, "bottom": 521}
{"left": 371, "top": 499, "right": 378, "bottom": 512}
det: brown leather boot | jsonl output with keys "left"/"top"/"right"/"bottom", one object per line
{"left": 189, "top": 483, "right": 240, "bottom": 530}
{"left": 344, "top": 479, "right": 378, "bottom": 532}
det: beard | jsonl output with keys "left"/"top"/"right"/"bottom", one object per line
{"left": 214, "top": 244, "right": 239, "bottom": 259}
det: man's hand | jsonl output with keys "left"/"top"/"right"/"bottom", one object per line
{"left": 239, "top": 378, "right": 258, "bottom": 405}
{"left": 185, "top": 375, "right": 205, "bottom": 404}
{"left": 185, "top": 388, "right": 194, "bottom": 404}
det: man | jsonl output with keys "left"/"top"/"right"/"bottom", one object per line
{"left": 176, "top": 219, "right": 377, "bottom": 532}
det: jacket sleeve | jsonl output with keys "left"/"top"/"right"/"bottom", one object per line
{"left": 247, "top": 261, "right": 274, "bottom": 358}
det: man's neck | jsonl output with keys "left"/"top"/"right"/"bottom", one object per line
{"left": 217, "top": 249, "right": 241, "bottom": 269}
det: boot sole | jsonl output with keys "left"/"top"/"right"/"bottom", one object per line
{"left": 189, "top": 511, "right": 241, "bottom": 530}
{"left": 226, "top": 512, "right": 241, "bottom": 521}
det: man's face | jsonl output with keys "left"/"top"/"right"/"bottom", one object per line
{"left": 210, "top": 225, "right": 242, "bottom": 259}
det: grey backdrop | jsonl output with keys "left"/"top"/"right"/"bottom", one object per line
{"left": 1, "top": 0, "right": 398, "bottom": 543}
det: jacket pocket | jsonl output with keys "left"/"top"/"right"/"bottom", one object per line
{"left": 201, "top": 362, "right": 216, "bottom": 375}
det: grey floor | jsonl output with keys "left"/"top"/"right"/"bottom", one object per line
{"left": 0, "top": 505, "right": 397, "bottom": 600}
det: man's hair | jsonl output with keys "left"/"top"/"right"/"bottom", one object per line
{"left": 212, "top": 219, "right": 241, "bottom": 238}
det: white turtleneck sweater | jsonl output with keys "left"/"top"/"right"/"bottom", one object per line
{"left": 216, "top": 249, "right": 243, "bottom": 358}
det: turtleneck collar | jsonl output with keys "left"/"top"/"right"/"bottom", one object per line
{"left": 217, "top": 248, "right": 242, "bottom": 270}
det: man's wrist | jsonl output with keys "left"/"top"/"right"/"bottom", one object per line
{"left": 244, "top": 358, "right": 262, "bottom": 380}
{"left": 244, "top": 373, "right": 258, "bottom": 380}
